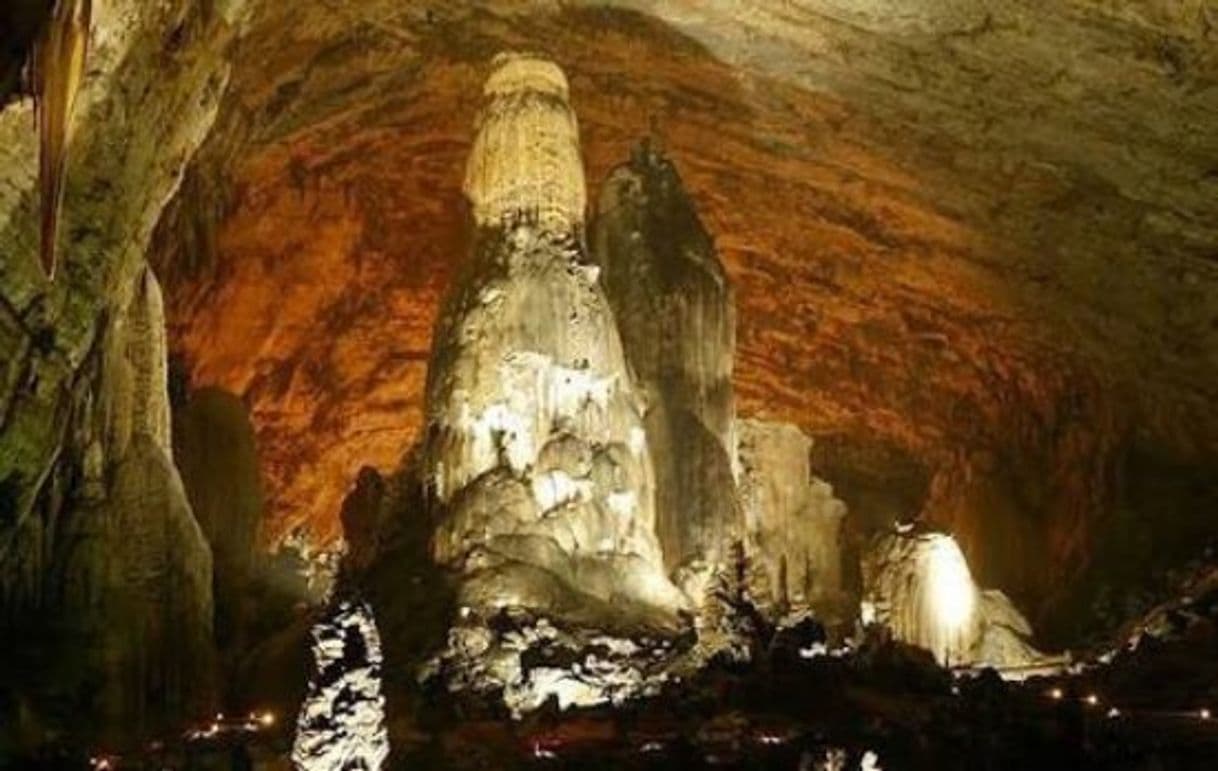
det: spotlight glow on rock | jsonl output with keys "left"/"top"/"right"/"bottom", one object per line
{"left": 926, "top": 535, "right": 976, "bottom": 640}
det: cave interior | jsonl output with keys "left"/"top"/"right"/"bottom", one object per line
{"left": 1, "top": 2, "right": 1217, "bottom": 770}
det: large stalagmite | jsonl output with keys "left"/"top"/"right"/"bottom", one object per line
{"left": 593, "top": 143, "right": 740, "bottom": 599}
{"left": 40, "top": 268, "right": 217, "bottom": 740}
{"left": 422, "top": 53, "right": 686, "bottom": 632}
{"left": 97, "top": 269, "right": 216, "bottom": 734}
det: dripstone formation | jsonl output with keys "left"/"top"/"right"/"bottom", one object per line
{"left": 736, "top": 419, "right": 848, "bottom": 623}
{"left": 415, "top": 54, "right": 866, "bottom": 714}
{"left": 422, "top": 54, "right": 686, "bottom": 633}
{"left": 593, "top": 143, "right": 741, "bottom": 603}
{"left": 1, "top": 267, "right": 216, "bottom": 747}
{"left": 861, "top": 526, "right": 1057, "bottom": 669}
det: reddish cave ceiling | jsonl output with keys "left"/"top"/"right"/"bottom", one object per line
{"left": 152, "top": 3, "right": 1218, "bottom": 619}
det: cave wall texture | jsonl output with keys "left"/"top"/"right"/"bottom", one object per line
{"left": 0, "top": 0, "right": 1215, "bottom": 674}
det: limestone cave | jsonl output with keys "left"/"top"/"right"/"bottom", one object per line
{"left": 1, "top": 2, "right": 1217, "bottom": 769}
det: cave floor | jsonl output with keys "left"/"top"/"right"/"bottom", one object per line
{"left": 27, "top": 642, "right": 1218, "bottom": 771}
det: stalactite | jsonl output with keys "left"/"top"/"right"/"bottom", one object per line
{"left": 31, "top": 0, "right": 91, "bottom": 279}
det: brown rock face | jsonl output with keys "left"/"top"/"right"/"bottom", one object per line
{"left": 146, "top": 2, "right": 1218, "bottom": 630}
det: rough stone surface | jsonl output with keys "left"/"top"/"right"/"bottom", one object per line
{"left": 736, "top": 419, "right": 848, "bottom": 623}
{"left": 422, "top": 55, "right": 685, "bottom": 633}
{"left": 593, "top": 142, "right": 740, "bottom": 590}
{"left": 291, "top": 598, "right": 389, "bottom": 771}
{"left": 422, "top": 611, "right": 683, "bottom": 719}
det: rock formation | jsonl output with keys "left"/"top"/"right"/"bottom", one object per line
{"left": 292, "top": 599, "right": 389, "bottom": 771}
{"left": 592, "top": 142, "right": 740, "bottom": 599}
{"left": 736, "top": 419, "right": 848, "bottom": 623}
{"left": 149, "top": 4, "right": 1218, "bottom": 639}
{"left": 0, "top": 1, "right": 245, "bottom": 744}
{"left": 860, "top": 526, "right": 1053, "bottom": 670}
{"left": 103, "top": 270, "right": 215, "bottom": 726}
{"left": 9, "top": 268, "right": 219, "bottom": 742}
{"left": 422, "top": 53, "right": 686, "bottom": 633}
{"left": 173, "top": 386, "right": 265, "bottom": 654}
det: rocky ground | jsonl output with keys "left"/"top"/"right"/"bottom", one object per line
{"left": 11, "top": 614, "right": 1218, "bottom": 770}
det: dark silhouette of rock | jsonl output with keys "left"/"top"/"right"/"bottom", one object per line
{"left": 173, "top": 386, "right": 265, "bottom": 655}
{"left": 593, "top": 141, "right": 741, "bottom": 597}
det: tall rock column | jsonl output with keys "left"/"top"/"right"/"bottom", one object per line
{"left": 173, "top": 387, "right": 264, "bottom": 661}
{"left": 592, "top": 143, "right": 740, "bottom": 601}
{"left": 36, "top": 267, "right": 217, "bottom": 743}
{"left": 422, "top": 54, "right": 686, "bottom": 633}
{"left": 98, "top": 268, "right": 216, "bottom": 736}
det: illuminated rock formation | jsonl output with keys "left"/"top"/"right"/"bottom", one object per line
{"left": 150, "top": 5, "right": 1218, "bottom": 637}
{"left": 463, "top": 53, "right": 586, "bottom": 232}
{"left": 292, "top": 599, "right": 389, "bottom": 771}
{"left": 422, "top": 54, "right": 686, "bottom": 631}
{"left": 861, "top": 527, "right": 1053, "bottom": 670}
{"left": 593, "top": 142, "right": 740, "bottom": 598}
{"left": 736, "top": 419, "right": 848, "bottom": 622}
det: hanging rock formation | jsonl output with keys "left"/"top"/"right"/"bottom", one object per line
{"left": 422, "top": 53, "right": 686, "bottom": 632}
{"left": 736, "top": 419, "right": 848, "bottom": 623}
{"left": 32, "top": 0, "right": 92, "bottom": 278}
{"left": 593, "top": 142, "right": 740, "bottom": 600}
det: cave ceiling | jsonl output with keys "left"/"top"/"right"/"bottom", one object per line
{"left": 30, "top": 1, "right": 1216, "bottom": 608}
